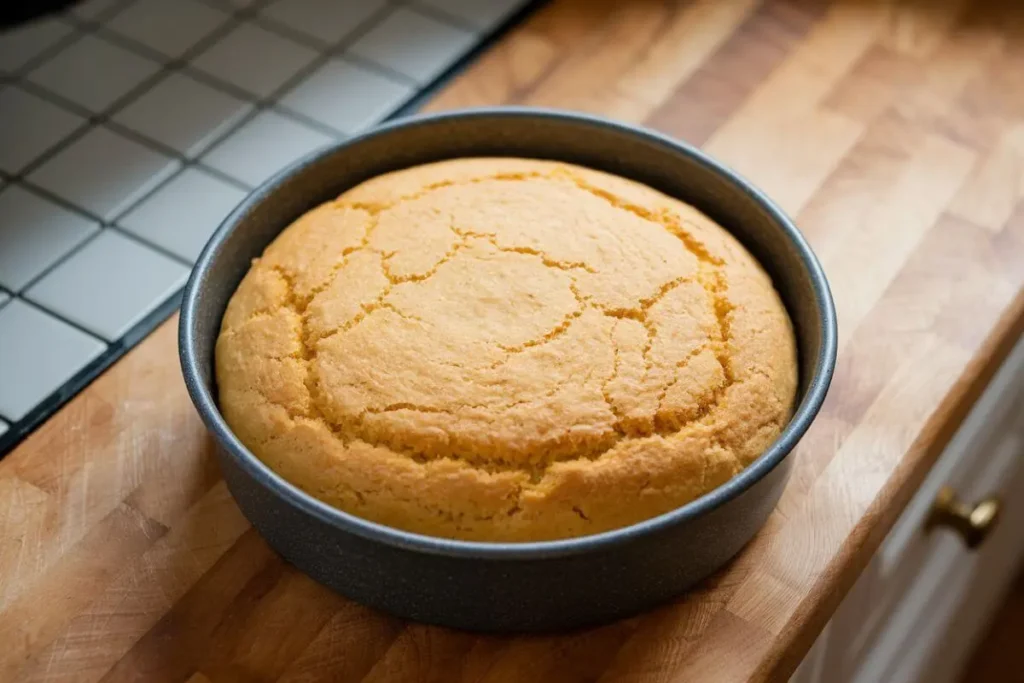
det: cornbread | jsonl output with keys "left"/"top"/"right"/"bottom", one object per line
{"left": 215, "top": 158, "right": 798, "bottom": 542}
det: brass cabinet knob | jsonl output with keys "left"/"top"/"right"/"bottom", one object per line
{"left": 925, "top": 486, "right": 1002, "bottom": 549}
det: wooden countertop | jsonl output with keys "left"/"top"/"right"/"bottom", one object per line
{"left": 3, "top": 0, "right": 1024, "bottom": 681}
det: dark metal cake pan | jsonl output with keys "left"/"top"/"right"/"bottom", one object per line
{"left": 179, "top": 107, "right": 837, "bottom": 633}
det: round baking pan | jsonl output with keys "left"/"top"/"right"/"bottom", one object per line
{"left": 179, "top": 107, "right": 837, "bottom": 633}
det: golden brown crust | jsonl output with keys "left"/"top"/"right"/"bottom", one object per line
{"left": 215, "top": 158, "right": 798, "bottom": 541}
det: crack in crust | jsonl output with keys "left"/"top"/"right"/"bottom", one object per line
{"left": 234, "top": 166, "right": 744, "bottom": 477}
{"left": 601, "top": 319, "right": 627, "bottom": 430}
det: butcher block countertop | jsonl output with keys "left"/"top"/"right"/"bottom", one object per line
{"left": 3, "top": 0, "right": 1024, "bottom": 681}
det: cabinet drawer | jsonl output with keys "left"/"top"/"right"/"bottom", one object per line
{"left": 849, "top": 427, "right": 1024, "bottom": 683}
{"left": 794, "top": 333, "right": 1024, "bottom": 683}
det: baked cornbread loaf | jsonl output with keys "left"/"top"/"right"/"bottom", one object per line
{"left": 215, "top": 158, "right": 798, "bottom": 542}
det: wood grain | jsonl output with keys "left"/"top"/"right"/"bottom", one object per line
{"left": 2, "top": 0, "right": 1024, "bottom": 681}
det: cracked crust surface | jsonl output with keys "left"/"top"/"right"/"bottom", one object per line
{"left": 215, "top": 158, "right": 798, "bottom": 542}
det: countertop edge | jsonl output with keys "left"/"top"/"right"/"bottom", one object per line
{"left": 757, "top": 287, "right": 1024, "bottom": 682}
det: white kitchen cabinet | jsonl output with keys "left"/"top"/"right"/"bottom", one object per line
{"left": 793, "top": 333, "right": 1024, "bottom": 683}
